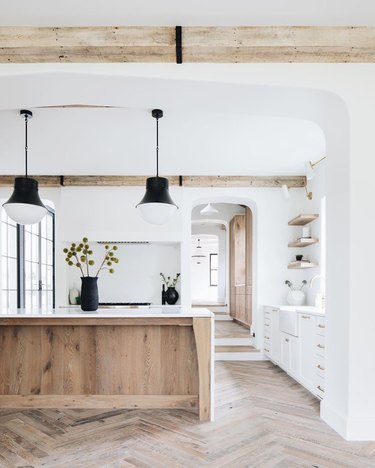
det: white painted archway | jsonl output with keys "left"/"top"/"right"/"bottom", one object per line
{"left": 0, "top": 70, "right": 356, "bottom": 438}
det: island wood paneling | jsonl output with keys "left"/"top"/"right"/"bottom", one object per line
{"left": 0, "top": 26, "right": 375, "bottom": 63}
{"left": 0, "top": 317, "right": 213, "bottom": 420}
{"left": 0, "top": 324, "right": 198, "bottom": 396}
{"left": 193, "top": 318, "right": 212, "bottom": 421}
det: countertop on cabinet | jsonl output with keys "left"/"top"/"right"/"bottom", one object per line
{"left": 0, "top": 306, "right": 213, "bottom": 319}
{"left": 266, "top": 305, "right": 325, "bottom": 317}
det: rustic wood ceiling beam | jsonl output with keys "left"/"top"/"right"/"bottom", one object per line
{"left": 0, "top": 175, "right": 306, "bottom": 188}
{"left": 0, "top": 26, "right": 374, "bottom": 63}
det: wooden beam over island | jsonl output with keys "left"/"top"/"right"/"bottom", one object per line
{"left": 0, "top": 175, "right": 306, "bottom": 188}
{"left": 0, "top": 26, "right": 374, "bottom": 63}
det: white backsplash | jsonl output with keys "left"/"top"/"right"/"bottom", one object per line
{"left": 66, "top": 242, "right": 181, "bottom": 305}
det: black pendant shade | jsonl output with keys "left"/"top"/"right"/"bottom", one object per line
{"left": 137, "top": 176, "right": 177, "bottom": 206}
{"left": 136, "top": 109, "right": 178, "bottom": 225}
{"left": 2, "top": 110, "right": 47, "bottom": 225}
{"left": 5, "top": 177, "right": 45, "bottom": 206}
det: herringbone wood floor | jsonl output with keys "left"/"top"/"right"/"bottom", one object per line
{"left": 0, "top": 362, "right": 374, "bottom": 467}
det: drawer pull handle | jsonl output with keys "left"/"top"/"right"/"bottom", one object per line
{"left": 317, "top": 364, "right": 325, "bottom": 371}
{"left": 301, "top": 315, "right": 311, "bottom": 319}
{"left": 272, "top": 309, "right": 278, "bottom": 312}
{"left": 264, "top": 336, "right": 270, "bottom": 340}
{"left": 265, "top": 324, "right": 270, "bottom": 327}
{"left": 264, "top": 348, "right": 270, "bottom": 352}
{"left": 285, "top": 338, "right": 290, "bottom": 342}
{"left": 317, "top": 385, "right": 325, "bottom": 393}
{"left": 317, "top": 344, "right": 325, "bottom": 349}
{"left": 318, "top": 324, "right": 325, "bottom": 329}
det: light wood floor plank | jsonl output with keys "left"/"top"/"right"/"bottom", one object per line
{"left": 0, "top": 362, "right": 374, "bottom": 467}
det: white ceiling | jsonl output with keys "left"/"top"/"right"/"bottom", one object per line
{"left": 0, "top": 0, "right": 374, "bottom": 26}
{"left": 0, "top": 71, "right": 326, "bottom": 176}
{"left": 0, "top": 108, "right": 324, "bottom": 176}
{"left": 192, "top": 204, "right": 245, "bottom": 222}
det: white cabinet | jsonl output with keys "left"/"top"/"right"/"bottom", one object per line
{"left": 270, "top": 308, "right": 281, "bottom": 362}
{"left": 299, "top": 314, "right": 317, "bottom": 393}
{"left": 315, "top": 316, "right": 326, "bottom": 399}
{"left": 280, "top": 332, "right": 291, "bottom": 369}
{"left": 264, "top": 307, "right": 281, "bottom": 363}
{"left": 280, "top": 332, "right": 299, "bottom": 378}
{"left": 264, "top": 307, "right": 326, "bottom": 400}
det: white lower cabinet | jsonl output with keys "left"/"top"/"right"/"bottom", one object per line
{"left": 299, "top": 314, "right": 317, "bottom": 393}
{"left": 280, "top": 332, "right": 299, "bottom": 378}
{"left": 270, "top": 308, "right": 281, "bottom": 362}
{"left": 263, "top": 307, "right": 281, "bottom": 363}
{"left": 264, "top": 307, "right": 325, "bottom": 400}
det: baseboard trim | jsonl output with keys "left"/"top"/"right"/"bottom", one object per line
{"left": 0, "top": 394, "right": 198, "bottom": 409}
{"left": 232, "top": 317, "right": 250, "bottom": 329}
{"left": 320, "top": 400, "right": 348, "bottom": 439}
{"left": 321, "top": 400, "right": 375, "bottom": 441}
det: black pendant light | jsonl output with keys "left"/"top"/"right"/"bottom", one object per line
{"left": 136, "top": 109, "right": 178, "bottom": 225}
{"left": 3, "top": 110, "right": 47, "bottom": 225}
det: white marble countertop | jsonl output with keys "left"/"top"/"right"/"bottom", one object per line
{"left": 0, "top": 307, "right": 214, "bottom": 319}
{"left": 267, "top": 305, "right": 325, "bottom": 316}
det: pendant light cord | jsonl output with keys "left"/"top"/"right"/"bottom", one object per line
{"left": 24, "top": 114, "right": 28, "bottom": 178}
{"left": 156, "top": 116, "right": 159, "bottom": 177}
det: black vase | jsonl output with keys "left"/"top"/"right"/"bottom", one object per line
{"left": 164, "top": 287, "right": 179, "bottom": 305}
{"left": 81, "top": 277, "right": 99, "bottom": 311}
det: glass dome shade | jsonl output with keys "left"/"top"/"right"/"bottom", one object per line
{"left": 136, "top": 177, "right": 178, "bottom": 225}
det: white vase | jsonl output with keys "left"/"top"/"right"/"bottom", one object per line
{"left": 286, "top": 290, "right": 306, "bottom": 306}
{"left": 69, "top": 287, "right": 80, "bottom": 305}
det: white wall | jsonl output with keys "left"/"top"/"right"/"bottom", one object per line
{"left": 191, "top": 235, "right": 218, "bottom": 304}
{"left": 191, "top": 223, "right": 226, "bottom": 304}
{"left": 0, "top": 183, "right": 310, "bottom": 322}
{"left": 65, "top": 242, "right": 181, "bottom": 305}
{"left": 303, "top": 161, "right": 326, "bottom": 304}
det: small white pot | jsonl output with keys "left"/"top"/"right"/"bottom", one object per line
{"left": 286, "top": 290, "right": 306, "bottom": 306}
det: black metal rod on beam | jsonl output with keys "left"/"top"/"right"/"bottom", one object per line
{"left": 175, "top": 26, "right": 182, "bottom": 64}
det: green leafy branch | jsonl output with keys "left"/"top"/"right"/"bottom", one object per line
{"left": 63, "top": 237, "right": 119, "bottom": 277}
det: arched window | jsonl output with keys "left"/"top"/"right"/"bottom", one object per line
{"left": 1, "top": 205, "right": 55, "bottom": 309}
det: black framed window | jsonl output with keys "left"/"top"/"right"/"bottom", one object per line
{"left": 1, "top": 210, "right": 18, "bottom": 308}
{"left": 209, "top": 253, "right": 218, "bottom": 287}
{"left": 1, "top": 207, "right": 55, "bottom": 309}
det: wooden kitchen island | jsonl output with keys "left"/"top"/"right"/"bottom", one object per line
{"left": 0, "top": 307, "right": 214, "bottom": 421}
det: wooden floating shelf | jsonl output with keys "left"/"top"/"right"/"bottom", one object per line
{"left": 288, "top": 214, "right": 319, "bottom": 226}
{"left": 288, "top": 261, "right": 318, "bottom": 269}
{"left": 288, "top": 238, "right": 319, "bottom": 248}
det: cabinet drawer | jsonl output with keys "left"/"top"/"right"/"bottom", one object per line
{"left": 264, "top": 309, "right": 271, "bottom": 318}
{"left": 316, "top": 355, "right": 325, "bottom": 377}
{"left": 316, "top": 318, "right": 326, "bottom": 336}
{"left": 264, "top": 318, "right": 271, "bottom": 329}
{"left": 316, "top": 374, "right": 325, "bottom": 399}
{"left": 316, "top": 335, "right": 325, "bottom": 357}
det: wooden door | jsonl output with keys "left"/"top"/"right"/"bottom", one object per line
{"left": 229, "top": 209, "right": 252, "bottom": 328}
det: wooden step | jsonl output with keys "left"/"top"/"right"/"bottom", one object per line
{"left": 215, "top": 345, "right": 257, "bottom": 353}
